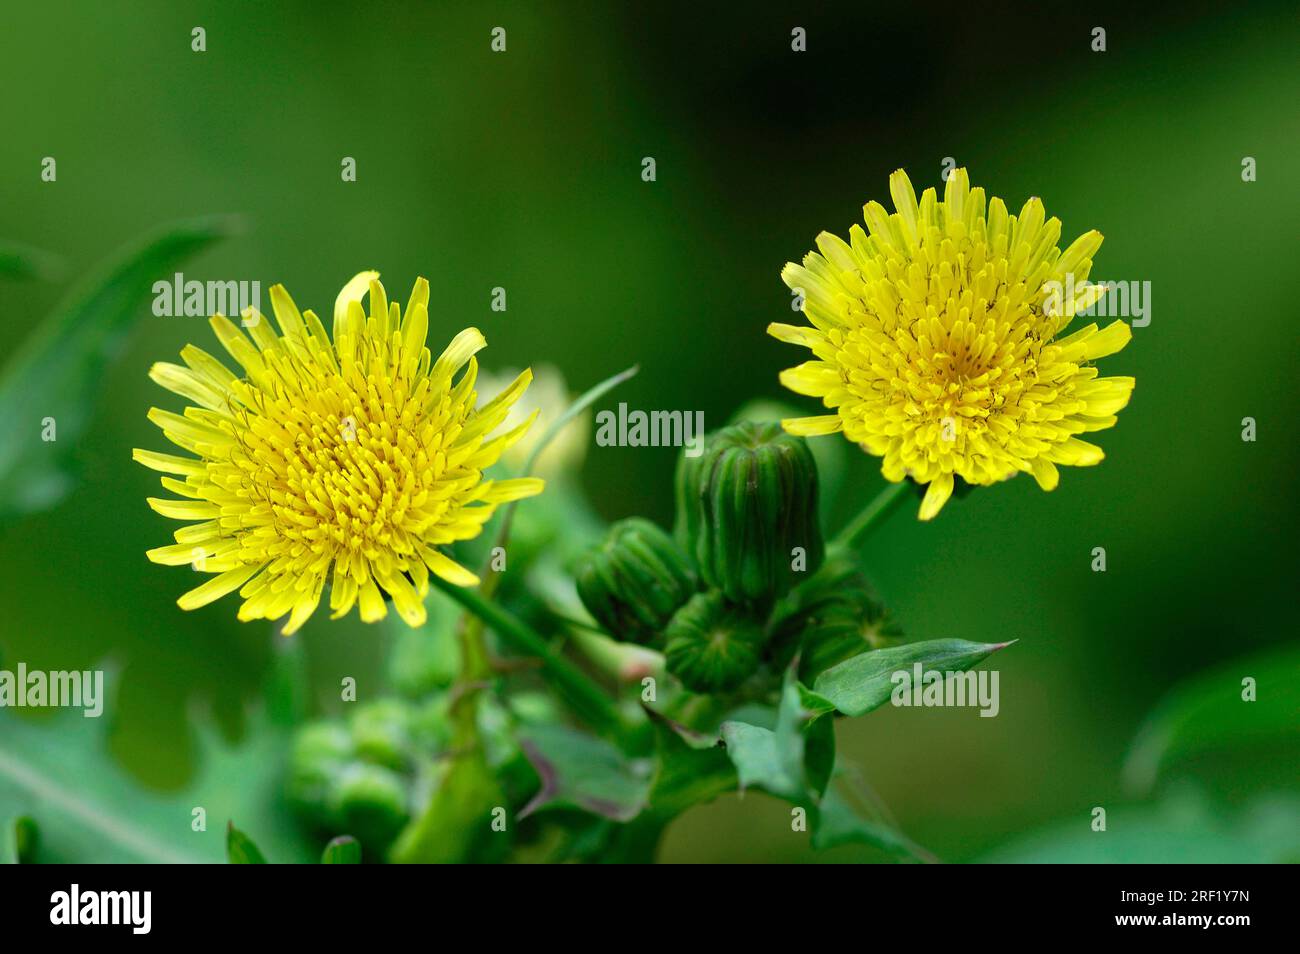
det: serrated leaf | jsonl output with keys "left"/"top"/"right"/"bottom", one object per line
{"left": 0, "top": 215, "right": 237, "bottom": 524}
{"left": 321, "top": 835, "right": 361, "bottom": 864}
{"left": 1123, "top": 645, "right": 1300, "bottom": 794}
{"left": 812, "top": 638, "right": 1012, "bottom": 717}
{"left": 516, "top": 724, "right": 651, "bottom": 822}
{"left": 0, "top": 675, "right": 315, "bottom": 863}
{"left": 811, "top": 784, "right": 934, "bottom": 861}
{"left": 226, "top": 821, "right": 267, "bottom": 863}
{"left": 643, "top": 712, "right": 734, "bottom": 818}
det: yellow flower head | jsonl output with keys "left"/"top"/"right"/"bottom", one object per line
{"left": 136, "top": 272, "right": 544, "bottom": 634}
{"left": 770, "top": 168, "right": 1135, "bottom": 520}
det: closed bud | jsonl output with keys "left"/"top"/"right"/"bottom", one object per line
{"left": 664, "top": 591, "right": 765, "bottom": 693}
{"left": 287, "top": 723, "right": 355, "bottom": 818}
{"left": 331, "top": 763, "right": 411, "bottom": 848}
{"left": 770, "top": 557, "right": 902, "bottom": 678}
{"left": 575, "top": 517, "right": 697, "bottom": 644}
{"left": 349, "top": 698, "right": 415, "bottom": 771}
{"left": 675, "top": 422, "right": 824, "bottom": 604}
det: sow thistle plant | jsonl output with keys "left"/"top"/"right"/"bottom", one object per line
{"left": 128, "top": 169, "right": 1132, "bottom": 863}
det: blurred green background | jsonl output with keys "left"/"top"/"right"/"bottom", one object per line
{"left": 1, "top": 1, "right": 1296, "bottom": 861}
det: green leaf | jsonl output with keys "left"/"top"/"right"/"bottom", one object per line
{"left": 811, "top": 638, "right": 1012, "bottom": 717}
{"left": 1, "top": 816, "right": 39, "bottom": 864}
{"left": 226, "top": 821, "right": 268, "bottom": 863}
{"left": 0, "top": 676, "right": 316, "bottom": 863}
{"left": 0, "top": 215, "right": 238, "bottom": 524}
{"left": 516, "top": 724, "right": 651, "bottom": 822}
{"left": 0, "top": 239, "right": 61, "bottom": 281}
{"left": 981, "top": 789, "right": 1300, "bottom": 863}
{"left": 774, "top": 667, "right": 834, "bottom": 799}
{"left": 719, "top": 721, "right": 802, "bottom": 801}
{"left": 643, "top": 713, "right": 734, "bottom": 818}
{"left": 320, "top": 835, "right": 361, "bottom": 864}
{"left": 811, "top": 783, "right": 935, "bottom": 862}
{"left": 1123, "top": 645, "right": 1300, "bottom": 794}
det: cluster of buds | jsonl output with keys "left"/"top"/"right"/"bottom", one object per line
{"left": 288, "top": 697, "right": 451, "bottom": 855}
{"left": 574, "top": 421, "right": 878, "bottom": 694}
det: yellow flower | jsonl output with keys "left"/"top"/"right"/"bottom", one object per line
{"left": 136, "top": 272, "right": 544, "bottom": 634}
{"left": 770, "top": 168, "right": 1135, "bottom": 520}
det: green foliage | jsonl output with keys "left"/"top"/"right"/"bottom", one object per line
{"left": 0, "top": 681, "right": 315, "bottom": 863}
{"left": 1123, "top": 644, "right": 1300, "bottom": 794}
{"left": 226, "top": 822, "right": 268, "bottom": 863}
{"left": 982, "top": 789, "right": 1300, "bottom": 864}
{"left": 0, "top": 216, "right": 236, "bottom": 524}
{"left": 1, "top": 816, "right": 38, "bottom": 864}
{"left": 0, "top": 239, "right": 60, "bottom": 281}
{"left": 518, "top": 724, "right": 652, "bottom": 822}
{"left": 811, "top": 638, "right": 1013, "bottom": 718}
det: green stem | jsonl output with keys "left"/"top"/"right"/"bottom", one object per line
{"left": 832, "top": 481, "right": 910, "bottom": 550}
{"left": 429, "top": 574, "right": 628, "bottom": 739}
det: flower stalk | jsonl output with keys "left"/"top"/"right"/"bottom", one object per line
{"left": 832, "top": 480, "right": 910, "bottom": 550}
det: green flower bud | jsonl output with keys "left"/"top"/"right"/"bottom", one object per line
{"left": 675, "top": 422, "right": 824, "bottom": 604}
{"left": 330, "top": 763, "right": 411, "bottom": 848}
{"left": 664, "top": 591, "right": 765, "bottom": 693}
{"left": 287, "top": 723, "right": 355, "bottom": 819}
{"left": 770, "top": 557, "right": 903, "bottom": 678}
{"left": 575, "top": 517, "right": 697, "bottom": 644}
{"left": 349, "top": 698, "right": 414, "bottom": 771}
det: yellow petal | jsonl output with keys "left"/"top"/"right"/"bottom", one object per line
{"left": 177, "top": 563, "right": 263, "bottom": 611}
{"left": 918, "top": 472, "right": 954, "bottom": 521}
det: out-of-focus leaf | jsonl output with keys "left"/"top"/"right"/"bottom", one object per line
{"left": 515, "top": 724, "right": 651, "bottom": 822}
{"left": 811, "top": 638, "right": 1012, "bottom": 717}
{"left": 225, "top": 822, "right": 267, "bottom": 863}
{"left": 1, "top": 815, "right": 39, "bottom": 863}
{"left": 1123, "top": 645, "right": 1300, "bottom": 794}
{"left": 320, "top": 835, "right": 361, "bottom": 864}
{"left": 980, "top": 789, "right": 1300, "bottom": 863}
{"left": 0, "top": 676, "right": 315, "bottom": 863}
{"left": 0, "top": 240, "right": 61, "bottom": 281}
{"left": 643, "top": 713, "right": 734, "bottom": 818}
{"left": 811, "top": 784, "right": 935, "bottom": 862}
{"left": 0, "top": 215, "right": 238, "bottom": 524}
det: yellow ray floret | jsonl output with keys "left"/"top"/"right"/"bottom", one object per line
{"left": 770, "top": 168, "right": 1135, "bottom": 520}
{"left": 136, "top": 273, "right": 544, "bottom": 634}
